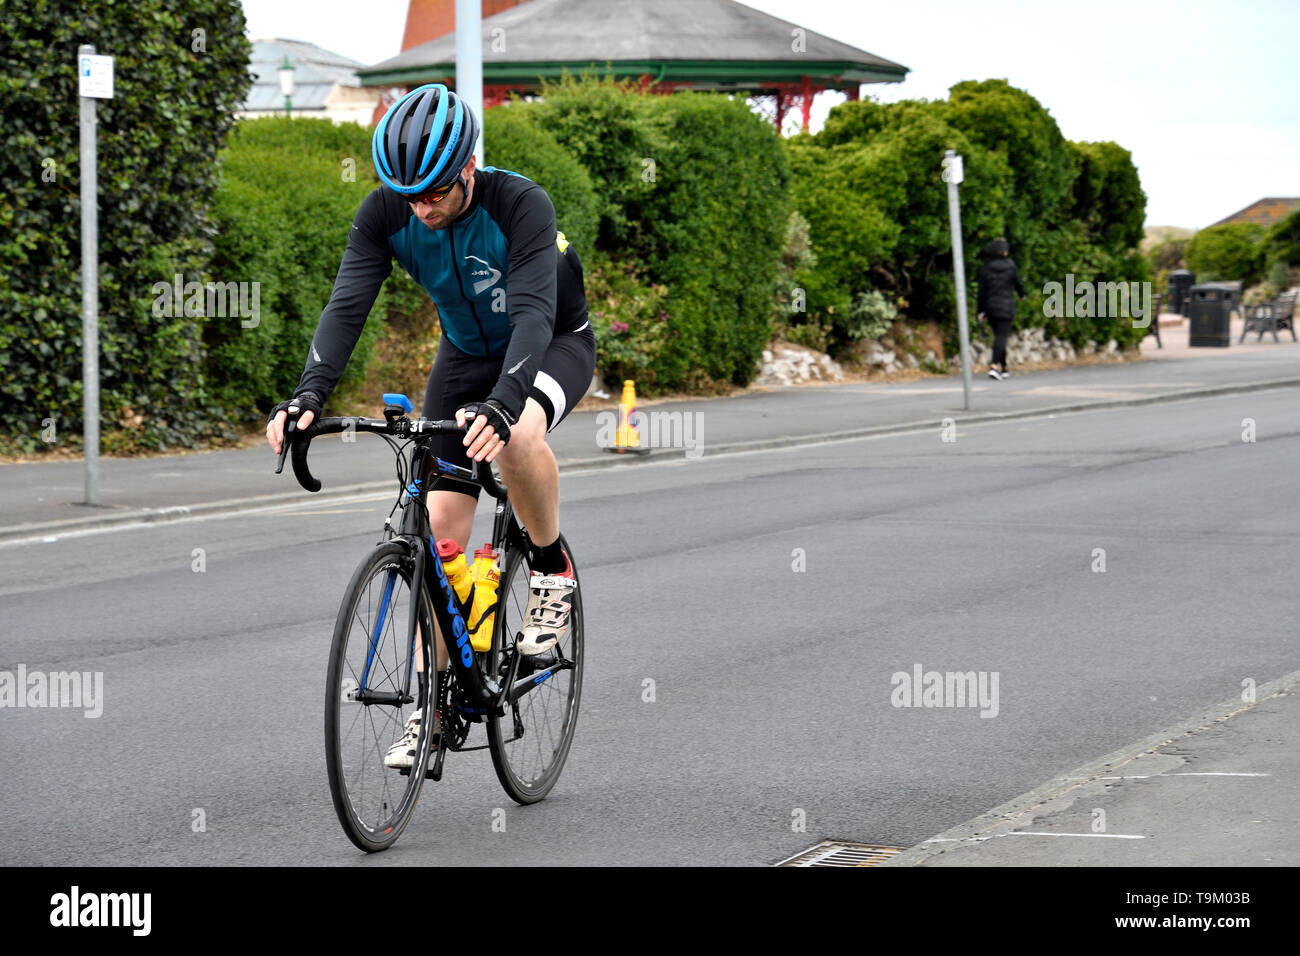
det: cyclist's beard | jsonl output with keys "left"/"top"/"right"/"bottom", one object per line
{"left": 416, "top": 180, "right": 470, "bottom": 230}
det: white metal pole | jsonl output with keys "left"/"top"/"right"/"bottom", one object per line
{"left": 455, "top": 0, "right": 484, "bottom": 165}
{"left": 944, "top": 150, "right": 973, "bottom": 411}
{"left": 79, "top": 43, "right": 100, "bottom": 504}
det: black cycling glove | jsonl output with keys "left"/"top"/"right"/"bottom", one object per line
{"left": 268, "top": 390, "right": 322, "bottom": 428}
{"left": 461, "top": 399, "right": 514, "bottom": 444}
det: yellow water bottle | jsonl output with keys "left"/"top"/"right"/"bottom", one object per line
{"left": 467, "top": 544, "right": 500, "bottom": 652}
{"left": 435, "top": 538, "right": 474, "bottom": 605}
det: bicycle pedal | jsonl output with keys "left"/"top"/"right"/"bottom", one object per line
{"left": 529, "top": 648, "right": 560, "bottom": 669}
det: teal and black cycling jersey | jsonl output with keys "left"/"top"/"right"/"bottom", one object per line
{"left": 295, "top": 166, "right": 589, "bottom": 421}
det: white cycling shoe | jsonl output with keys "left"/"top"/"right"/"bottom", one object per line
{"left": 383, "top": 707, "right": 439, "bottom": 769}
{"left": 516, "top": 556, "right": 576, "bottom": 657}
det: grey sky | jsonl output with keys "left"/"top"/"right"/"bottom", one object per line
{"left": 242, "top": 0, "right": 1300, "bottom": 229}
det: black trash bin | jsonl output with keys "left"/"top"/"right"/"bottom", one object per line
{"left": 1187, "top": 281, "right": 1240, "bottom": 347}
{"left": 1168, "top": 269, "right": 1195, "bottom": 316}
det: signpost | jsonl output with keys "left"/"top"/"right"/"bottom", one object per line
{"left": 78, "top": 45, "right": 113, "bottom": 505}
{"left": 942, "top": 149, "right": 973, "bottom": 411}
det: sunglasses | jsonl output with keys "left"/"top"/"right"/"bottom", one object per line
{"left": 407, "top": 180, "right": 458, "bottom": 205}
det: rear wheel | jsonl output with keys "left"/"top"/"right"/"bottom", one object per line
{"left": 325, "top": 541, "right": 435, "bottom": 851}
{"left": 486, "top": 534, "right": 584, "bottom": 804}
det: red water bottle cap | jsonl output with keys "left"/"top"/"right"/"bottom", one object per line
{"left": 474, "top": 544, "right": 498, "bottom": 561}
{"left": 435, "top": 538, "right": 463, "bottom": 559}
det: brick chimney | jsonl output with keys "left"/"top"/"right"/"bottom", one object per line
{"left": 401, "top": 0, "right": 532, "bottom": 50}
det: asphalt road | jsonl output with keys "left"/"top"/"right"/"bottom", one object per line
{"left": 1, "top": 387, "right": 1296, "bottom": 865}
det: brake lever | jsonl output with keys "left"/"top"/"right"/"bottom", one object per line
{"left": 274, "top": 418, "right": 302, "bottom": 475}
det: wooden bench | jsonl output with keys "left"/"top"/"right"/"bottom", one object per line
{"left": 1240, "top": 289, "right": 1298, "bottom": 343}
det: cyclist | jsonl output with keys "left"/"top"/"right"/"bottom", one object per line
{"left": 265, "top": 84, "right": 593, "bottom": 767}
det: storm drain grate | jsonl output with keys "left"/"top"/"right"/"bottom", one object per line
{"left": 776, "top": 840, "right": 905, "bottom": 867}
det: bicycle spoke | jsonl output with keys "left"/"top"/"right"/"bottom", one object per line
{"left": 327, "top": 547, "right": 429, "bottom": 850}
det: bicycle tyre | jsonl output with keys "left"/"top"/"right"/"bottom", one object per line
{"left": 325, "top": 540, "right": 436, "bottom": 851}
{"left": 486, "top": 533, "right": 584, "bottom": 804}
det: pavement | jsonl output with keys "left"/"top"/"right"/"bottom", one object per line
{"left": 4, "top": 309, "right": 1298, "bottom": 867}
{"left": 885, "top": 672, "right": 1300, "bottom": 866}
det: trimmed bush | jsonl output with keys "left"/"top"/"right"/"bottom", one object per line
{"left": 206, "top": 117, "right": 424, "bottom": 419}
{"left": 1185, "top": 222, "right": 1266, "bottom": 283}
{"left": 525, "top": 72, "right": 664, "bottom": 250}
{"left": 637, "top": 92, "right": 790, "bottom": 388}
{"left": 483, "top": 104, "right": 599, "bottom": 264}
{"left": 786, "top": 79, "right": 1150, "bottom": 353}
{"left": 1263, "top": 207, "right": 1300, "bottom": 271}
{"left": 0, "top": 0, "right": 251, "bottom": 453}
{"left": 525, "top": 76, "right": 789, "bottom": 391}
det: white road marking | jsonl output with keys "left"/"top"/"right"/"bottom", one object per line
{"left": 1007, "top": 831, "right": 1145, "bottom": 839}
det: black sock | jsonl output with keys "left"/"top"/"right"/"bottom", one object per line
{"left": 530, "top": 536, "right": 568, "bottom": 574}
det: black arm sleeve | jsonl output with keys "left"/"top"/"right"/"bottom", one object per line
{"left": 1012, "top": 262, "right": 1027, "bottom": 299}
{"left": 976, "top": 263, "right": 988, "bottom": 314}
{"left": 485, "top": 184, "right": 558, "bottom": 421}
{"left": 294, "top": 189, "right": 394, "bottom": 402}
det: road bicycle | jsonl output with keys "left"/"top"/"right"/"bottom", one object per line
{"left": 275, "top": 393, "right": 584, "bottom": 852}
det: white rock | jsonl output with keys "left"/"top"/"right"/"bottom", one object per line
{"left": 905, "top": 353, "right": 919, "bottom": 368}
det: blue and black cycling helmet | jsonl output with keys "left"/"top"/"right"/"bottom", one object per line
{"left": 372, "top": 83, "right": 479, "bottom": 196}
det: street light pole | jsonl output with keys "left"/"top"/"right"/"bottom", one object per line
{"left": 455, "top": 0, "right": 483, "bottom": 165}
{"left": 278, "top": 55, "right": 294, "bottom": 118}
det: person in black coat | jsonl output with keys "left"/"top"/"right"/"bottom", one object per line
{"left": 976, "top": 238, "right": 1026, "bottom": 380}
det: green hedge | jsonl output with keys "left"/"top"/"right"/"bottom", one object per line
{"left": 1264, "top": 207, "right": 1300, "bottom": 270}
{"left": 637, "top": 92, "right": 789, "bottom": 387}
{"left": 0, "top": 0, "right": 251, "bottom": 453}
{"left": 519, "top": 76, "right": 788, "bottom": 391}
{"left": 206, "top": 117, "right": 424, "bottom": 419}
{"left": 483, "top": 104, "right": 598, "bottom": 264}
{"left": 1185, "top": 222, "right": 1267, "bottom": 283}
{"left": 787, "top": 80, "right": 1151, "bottom": 352}
{"left": 521, "top": 73, "right": 663, "bottom": 251}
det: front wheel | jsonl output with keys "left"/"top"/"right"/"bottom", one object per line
{"left": 486, "top": 533, "right": 584, "bottom": 804}
{"left": 324, "top": 541, "right": 436, "bottom": 851}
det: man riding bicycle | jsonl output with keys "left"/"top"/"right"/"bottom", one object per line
{"left": 265, "top": 84, "right": 594, "bottom": 767}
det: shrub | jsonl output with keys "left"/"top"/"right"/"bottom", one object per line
{"left": 527, "top": 72, "right": 664, "bottom": 250}
{"left": 637, "top": 92, "right": 790, "bottom": 388}
{"left": 1185, "top": 222, "right": 1266, "bottom": 283}
{"left": 847, "top": 290, "right": 899, "bottom": 340}
{"left": 0, "top": 0, "right": 251, "bottom": 454}
{"left": 206, "top": 117, "right": 425, "bottom": 420}
{"left": 1263, "top": 207, "right": 1300, "bottom": 270}
{"left": 787, "top": 79, "right": 1151, "bottom": 353}
{"left": 483, "top": 103, "right": 599, "bottom": 264}
{"left": 584, "top": 253, "right": 670, "bottom": 390}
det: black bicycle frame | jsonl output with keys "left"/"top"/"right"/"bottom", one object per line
{"left": 397, "top": 439, "right": 513, "bottom": 710}
{"left": 280, "top": 412, "right": 573, "bottom": 716}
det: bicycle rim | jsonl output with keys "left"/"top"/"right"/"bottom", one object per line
{"left": 486, "top": 534, "right": 584, "bottom": 804}
{"left": 325, "top": 542, "right": 435, "bottom": 851}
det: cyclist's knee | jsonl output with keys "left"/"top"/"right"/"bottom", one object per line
{"left": 426, "top": 488, "right": 477, "bottom": 549}
{"left": 499, "top": 398, "right": 547, "bottom": 464}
